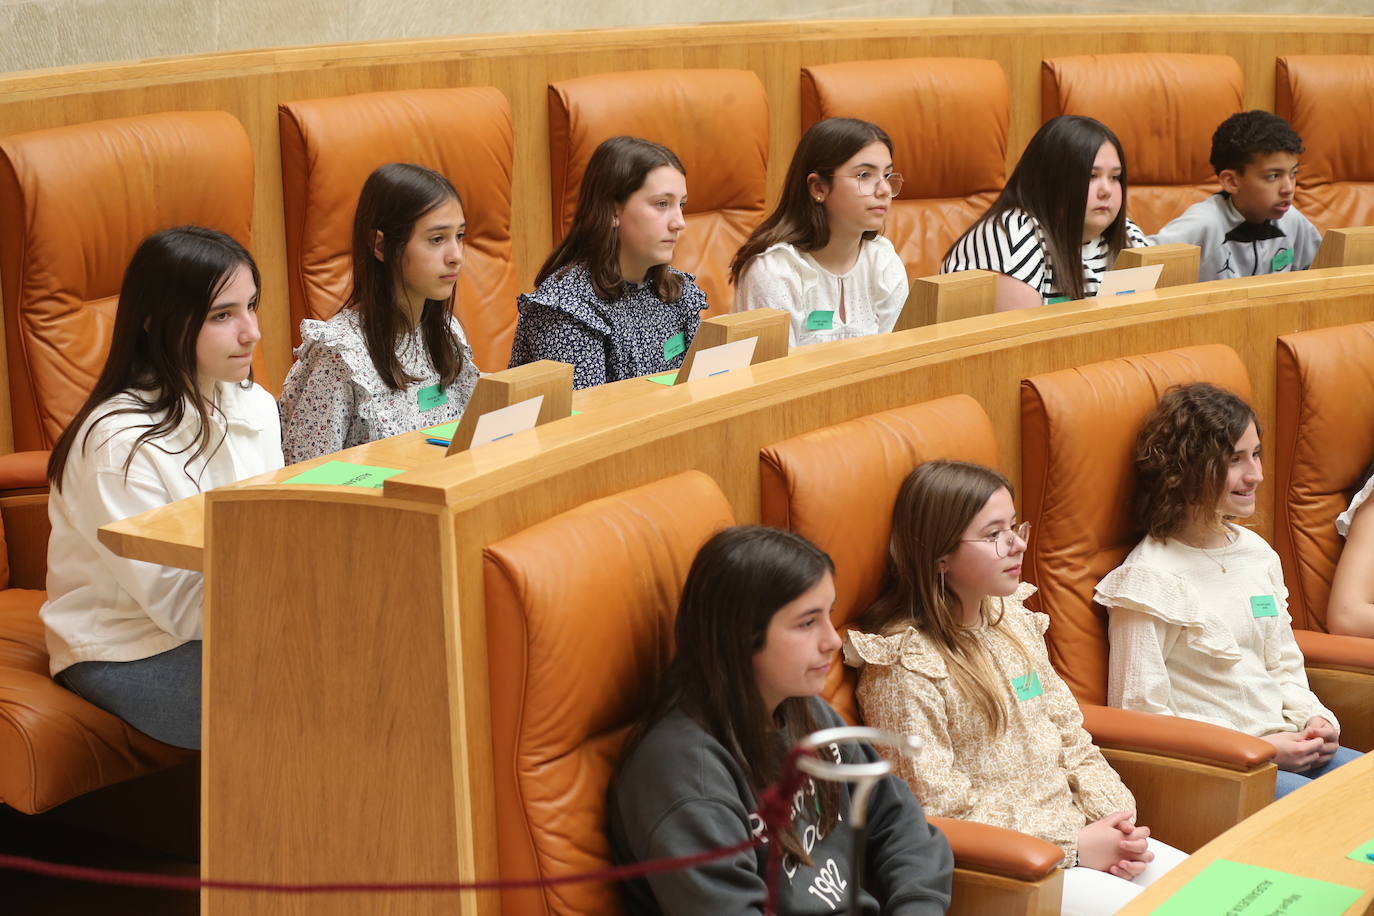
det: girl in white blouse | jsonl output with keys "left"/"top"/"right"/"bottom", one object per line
{"left": 1330, "top": 457, "right": 1374, "bottom": 637}
{"left": 942, "top": 115, "right": 1148, "bottom": 311}
{"left": 278, "top": 163, "right": 479, "bottom": 463}
{"left": 42, "top": 227, "right": 284, "bottom": 749}
{"left": 1096, "top": 383, "right": 1359, "bottom": 798}
{"left": 846, "top": 460, "right": 1183, "bottom": 916}
{"left": 729, "top": 118, "right": 908, "bottom": 346}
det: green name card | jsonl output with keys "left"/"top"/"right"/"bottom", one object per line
{"left": 806, "top": 310, "right": 834, "bottom": 331}
{"left": 1011, "top": 671, "right": 1044, "bottom": 702}
{"left": 417, "top": 384, "right": 449, "bottom": 412}
{"left": 1346, "top": 835, "right": 1374, "bottom": 865}
{"left": 663, "top": 331, "right": 686, "bottom": 362}
{"left": 1250, "top": 595, "right": 1279, "bottom": 618}
{"left": 284, "top": 460, "right": 405, "bottom": 489}
{"left": 424, "top": 421, "right": 460, "bottom": 441}
{"left": 1272, "top": 248, "right": 1294, "bottom": 271}
{"left": 1150, "top": 859, "right": 1360, "bottom": 916}
{"left": 1046, "top": 296, "right": 1071, "bottom": 305}
{"left": 647, "top": 371, "right": 679, "bottom": 386}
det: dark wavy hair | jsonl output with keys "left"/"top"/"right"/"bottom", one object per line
{"left": 1210, "top": 110, "right": 1304, "bottom": 175}
{"left": 537, "top": 136, "right": 686, "bottom": 304}
{"left": 1132, "top": 383, "right": 1260, "bottom": 540}
{"left": 348, "top": 162, "right": 467, "bottom": 391}
{"left": 946, "top": 115, "right": 1130, "bottom": 301}
{"left": 729, "top": 117, "right": 893, "bottom": 285}
{"left": 48, "top": 226, "right": 259, "bottom": 491}
{"left": 620, "top": 525, "right": 840, "bottom": 863}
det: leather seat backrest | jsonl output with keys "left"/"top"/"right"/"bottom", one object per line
{"left": 1276, "top": 56, "right": 1374, "bottom": 233}
{"left": 1020, "top": 344, "right": 1253, "bottom": 704}
{"left": 801, "top": 58, "right": 1008, "bottom": 282}
{"left": 1041, "top": 54, "right": 1243, "bottom": 235}
{"left": 1274, "top": 321, "right": 1374, "bottom": 630}
{"left": 0, "top": 111, "right": 253, "bottom": 451}
{"left": 547, "top": 69, "right": 769, "bottom": 316}
{"left": 759, "top": 395, "right": 999, "bottom": 724}
{"left": 279, "top": 87, "right": 518, "bottom": 370}
{"left": 483, "top": 470, "right": 734, "bottom": 915}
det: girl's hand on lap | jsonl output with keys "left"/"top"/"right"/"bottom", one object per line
{"left": 1304, "top": 717, "right": 1339, "bottom": 764}
{"left": 1079, "top": 811, "right": 1154, "bottom": 876}
{"left": 1261, "top": 729, "right": 1324, "bottom": 771}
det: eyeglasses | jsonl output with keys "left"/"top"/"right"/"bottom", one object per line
{"left": 836, "top": 170, "right": 904, "bottom": 197}
{"left": 960, "top": 521, "right": 1031, "bottom": 558}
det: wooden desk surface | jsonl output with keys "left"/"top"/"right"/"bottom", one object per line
{"left": 1118, "top": 750, "right": 1374, "bottom": 914}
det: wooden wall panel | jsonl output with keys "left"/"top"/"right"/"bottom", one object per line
{"left": 2, "top": 15, "right": 1372, "bottom": 452}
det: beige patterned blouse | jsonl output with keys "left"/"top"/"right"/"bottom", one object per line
{"left": 844, "top": 583, "right": 1134, "bottom": 865}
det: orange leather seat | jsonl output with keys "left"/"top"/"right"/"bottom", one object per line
{"left": 0, "top": 111, "right": 242, "bottom": 812}
{"left": 801, "top": 58, "right": 1008, "bottom": 282}
{"left": 279, "top": 87, "right": 518, "bottom": 370}
{"left": 483, "top": 471, "right": 734, "bottom": 915}
{"left": 1276, "top": 56, "right": 1374, "bottom": 233}
{"left": 1041, "top": 54, "right": 1243, "bottom": 235}
{"left": 0, "top": 110, "right": 254, "bottom": 452}
{"left": 547, "top": 69, "right": 769, "bottom": 317}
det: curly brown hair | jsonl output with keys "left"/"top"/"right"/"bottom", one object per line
{"left": 1132, "top": 383, "right": 1260, "bottom": 540}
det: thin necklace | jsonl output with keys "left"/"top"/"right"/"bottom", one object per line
{"left": 1196, "top": 527, "right": 1236, "bottom": 574}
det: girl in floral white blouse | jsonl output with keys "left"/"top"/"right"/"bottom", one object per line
{"left": 278, "top": 163, "right": 479, "bottom": 464}
{"left": 845, "top": 460, "right": 1185, "bottom": 916}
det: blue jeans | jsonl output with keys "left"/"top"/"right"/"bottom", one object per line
{"left": 58, "top": 640, "right": 202, "bottom": 749}
{"left": 1273, "top": 745, "right": 1362, "bottom": 799}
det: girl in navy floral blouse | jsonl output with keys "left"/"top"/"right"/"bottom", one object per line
{"left": 508, "top": 136, "right": 708, "bottom": 389}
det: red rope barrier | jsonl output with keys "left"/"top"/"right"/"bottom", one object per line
{"left": 2, "top": 746, "right": 819, "bottom": 914}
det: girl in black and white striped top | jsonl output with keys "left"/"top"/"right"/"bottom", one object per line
{"left": 943, "top": 116, "right": 1149, "bottom": 311}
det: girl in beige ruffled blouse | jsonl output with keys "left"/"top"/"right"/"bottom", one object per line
{"left": 844, "top": 460, "right": 1185, "bottom": 916}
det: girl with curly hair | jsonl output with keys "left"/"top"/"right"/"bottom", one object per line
{"left": 1096, "top": 383, "right": 1360, "bottom": 798}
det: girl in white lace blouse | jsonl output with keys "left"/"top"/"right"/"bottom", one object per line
{"left": 279, "top": 163, "right": 479, "bottom": 463}
{"left": 1096, "top": 383, "right": 1359, "bottom": 799}
{"left": 1330, "top": 456, "right": 1374, "bottom": 637}
{"left": 846, "top": 460, "right": 1184, "bottom": 916}
{"left": 729, "top": 118, "right": 907, "bottom": 347}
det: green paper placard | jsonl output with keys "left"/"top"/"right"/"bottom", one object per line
{"left": 663, "top": 331, "right": 686, "bottom": 362}
{"left": 284, "top": 460, "right": 405, "bottom": 489}
{"left": 1150, "top": 859, "right": 1361, "bottom": 916}
{"left": 1250, "top": 595, "right": 1279, "bottom": 618}
{"left": 417, "top": 383, "right": 448, "bottom": 412}
{"left": 1046, "top": 296, "right": 1071, "bottom": 304}
{"left": 806, "top": 309, "right": 835, "bottom": 331}
{"left": 1346, "top": 836, "right": 1374, "bottom": 865}
{"left": 425, "top": 421, "right": 460, "bottom": 440}
{"left": 1272, "top": 248, "right": 1294, "bottom": 271}
{"left": 1011, "top": 671, "right": 1044, "bottom": 702}
{"left": 647, "top": 371, "right": 679, "bottom": 386}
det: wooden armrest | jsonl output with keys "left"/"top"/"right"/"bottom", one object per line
{"left": 1295, "top": 629, "right": 1374, "bottom": 671}
{"left": 1080, "top": 704, "right": 1274, "bottom": 770}
{"left": 0, "top": 451, "right": 49, "bottom": 491}
{"left": 929, "top": 816, "right": 1064, "bottom": 880}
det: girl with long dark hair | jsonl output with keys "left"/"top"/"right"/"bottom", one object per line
{"left": 609, "top": 526, "right": 952, "bottom": 914}
{"left": 943, "top": 116, "right": 1148, "bottom": 310}
{"left": 508, "top": 136, "right": 708, "bottom": 390}
{"left": 730, "top": 118, "right": 907, "bottom": 346}
{"left": 42, "top": 226, "right": 283, "bottom": 749}
{"left": 278, "top": 162, "right": 479, "bottom": 463}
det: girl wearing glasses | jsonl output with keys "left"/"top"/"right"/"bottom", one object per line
{"left": 729, "top": 118, "right": 908, "bottom": 346}
{"left": 1097, "top": 383, "right": 1358, "bottom": 799}
{"left": 846, "top": 460, "right": 1184, "bottom": 915}
{"left": 943, "top": 116, "right": 1149, "bottom": 311}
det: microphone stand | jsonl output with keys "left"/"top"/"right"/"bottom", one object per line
{"left": 794, "top": 726, "right": 923, "bottom": 916}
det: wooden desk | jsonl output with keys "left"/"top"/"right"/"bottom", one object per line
{"left": 1120, "top": 750, "right": 1374, "bottom": 914}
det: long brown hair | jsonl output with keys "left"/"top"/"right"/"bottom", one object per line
{"left": 537, "top": 136, "right": 686, "bottom": 303}
{"left": 729, "top": 117, "right": 893, "bottom": 285}
{"left": 946, "top": 115, "right": 1131, "bottom": 301}
{"left": 47, "top": 227, "right": 259, "bottom": 490}
{"left": 858, "top": 461, "right": 1027, "bottom": 735}
{"left": 1133, "top": 383, "right": 1260, "bottom": 540}
{"left": 348, "top": 162, "right": 467, "bottom": 391}
{"left": 622, "top": 526, "right": 841, "bottom": 862}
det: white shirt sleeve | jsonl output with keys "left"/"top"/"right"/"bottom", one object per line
{"left": 874, "top": 242, "right": 909, "bottom": 334}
